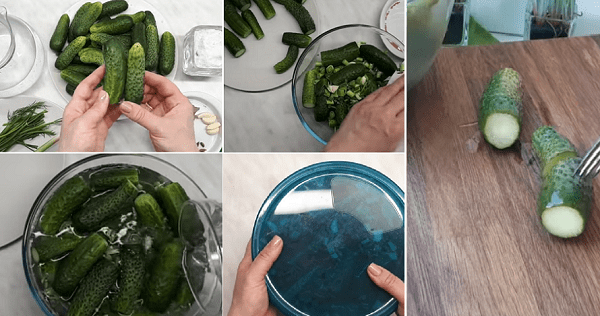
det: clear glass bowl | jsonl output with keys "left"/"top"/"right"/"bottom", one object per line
{"left": 22, "top": 154, "right": 222, "bottom": 316}
{"left": 183, "top": 25, "right": 223, "bottom": 77}
{"left": 291, "top": 24, "right": 404, "bottom": 145}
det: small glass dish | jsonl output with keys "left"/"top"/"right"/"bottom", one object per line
{"left": 183, "top": 25, "right": 223, "bottom": 77}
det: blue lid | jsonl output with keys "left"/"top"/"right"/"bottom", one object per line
{"left": 252, "top": 161, "right": 404, "bottom": 316}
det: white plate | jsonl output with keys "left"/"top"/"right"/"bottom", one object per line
{"left": 185, "top": 91, "right": 223, "bottom": 152}
{"left": 48, "top": 0, "right": 178, "bottom": 106}
{"left": 380, "top": 0, "right": 404, "bottom": 58}
{"left": 224, "top": 1, "right": 320, "bottom": 92}
{"left": 0, "top": 95, "right": 62, "bottom": 152}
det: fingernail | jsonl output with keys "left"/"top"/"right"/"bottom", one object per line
{"left": 270, "top": 235, "right": 282, "bottom": 247}
{"left": 368, "top": 263, "right": 382, "bottom": 276}
{"left": 120, "top": 101, "right": 132, "bottom": 113}
{"left": 100, "top": 91, "right": 107, "bottom": 101}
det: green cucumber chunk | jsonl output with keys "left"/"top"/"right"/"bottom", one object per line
{"left": 328, "top": 64, "right": 368, "bottom": 85}
{"left": 67, "top": 258, "right": 119, "bottom": 316}
{"left": 89, "top": 166, "right": 140, "bottom": 191}
{"left": 50, "top": 14, "right": 70, "bottom": 53}
{"left": 242, "top": 9, "right": 264, "bottom": 40}
{"left": 359, "top": 44, "right": 399, "bottom": 76}
{"left": 33, "top": 233, "right": 83, "bottom": 262}
{"left": 232, "top": 0, "right": 252, "bottom": 11}
{"left": 66, "top": 83, "right": 77, "bottom": 96}
{"left": 272, "top": 0, "right": 315, "bottom": 34}
{"left": 282, "top": 32, "right": 311, "bottom": 48}
{"left": 302, "top": 68, "right": 317, "bottom": 108}
{"left": 224, "top": 28, "right": 246, "bottom": 58}
{"left": 313, "top": 79, "right": 329, "bottom": 122}
{"left": 274, "top": 45, "right": 299, "bottom": 74}
{"left": 225, "top": 2, "right": 252, "bottom": 38}
{"left": 320, "top": 42, "right": 360, "bottom": 67}
{"left": 157, "top": 182, "right": 190, "bottom": 235}
{"left": 118, "top": 11, "right": 146, "bottom": 24}
{"left": 532, "top": 125, "right": 578, "bottom": 177}
{"left": 131, "top": 22, "right": 148, "bottom": 55}
{"left": 40, "top": 175, "right": 92, "bottom": 235}
{"left": 253, "top": 0, "right": 276, "bottom": 19}
{"left": 113, "top": 245, "right": 145, "bottom": 315}
{"left": 64, "top": 64, "right": 99, "bottom": 77}
{"left": 143, "top": 241, "right": 185, "bottom": 312}
{"left": 134, "top": 193, "right": 166, "bottom": 228}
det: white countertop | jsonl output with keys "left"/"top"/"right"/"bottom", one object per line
{"left": 0, "top": 0, "right": 223, "bottom": 152}
{"left": 0, "top": 153, "right": 222, "bottom": 315}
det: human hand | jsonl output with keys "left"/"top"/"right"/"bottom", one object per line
{"left": 229, "top": 236, "right": 283, "bottom": 316}
{"left": 59, "top": 65, "right": 122, "bottom": 152}
{"left": 119, "top": 71, "right": 197, "bottom": 152}
{"left": 324, "top": 75, "right": 405, "bottom": 152}
{"left": 367, "top": 263, "right": 405, "bottom": 316}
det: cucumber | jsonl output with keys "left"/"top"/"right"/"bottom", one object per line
{"left": 66, "top": 83, "right": 77, "bottom": 96}
{"left": 143, "top": 241, "right": 184, "bottom": 313}
{"left": 72, "top": 2, "right": 103, "bottom": 38}
{"left": 103, "top": 37, "right": 127, "bottom": 104}
{"left": 225, "top": 1, "right": 252, "bottom": 38}
{"left": 282, "top": 32, "right": 311, "bottom": 48}
{"left": 72, "top": 179, "right": 139, "bottom": 232}
{"left": 113, "top": 245, "right": 145, "bottom": 315}
{"left": 90, "top": 15, "right": 134, "bottom": 35}
{"left": 98, "top": 0, "right": 129, "bottom": 19}
{"left": 320, "top": 42, "right": 360, "bottom": 67}
{"left": 537, "top": 157, "right": 592, "bottom": 238}
{"left": 274, "top": 45, "right": 299, "bottom": 74}
{"left": 145, "top": 24, "right": 159, "bottom": 71}
{"left": 78, "top": 47, "right": 105, "bottom": 65}
{"left": 313, "top": 79, "right": 329, "bottom": 122}
{"left": 91, "top": 33, "right": 132, "bottom": 50}
{"left": 125, "top": 43, "right": 146, "bottom": 104}
{"left": 90, "top": 166, "right": 139, "bottom": 191}
{"left": 157, "top": 182, "right": 190, "bottom": 235}
{"left": 131, "top": 22, "right": 148, "bottom": 55}
{"left": 532, "top": 126, "right": 578, "bottom": 177}
{"left": 33, "top": 233, "right": 83, "bottom": 262}
{"left": 242, "top": 9, "right": 264, "bottom": 40}
{"left": 67, "top": 259, "right": 119, "bottom": 316}
{"left": 53, "top": 233, "right": 108, "bottom": 297}
{"left": 328, "top": 64, "right": 368, "bottom": 85}
{"left": 119, "top": 11, "right": 146, "bottom": 24}
{"left": 478, "top": 68, "right": 523, "bottom": 149}
{"left": 253, "top": 0, "right": 276, "bottom": 19}
{"left": 272, "top": 0, "right": 315, "bottom": 35}
{"left": 69, "top": 2, "right": 92, "bottom": 42}
{"left": 64, "top": 64, "right": 98, "bottom": 77}
{"left": 41, "top": 261, "right": 59, "bottom": 287}
{"left": 359, "top": 44, "right": 398, "bottom": 76}
{"left": 144, "top": 10, "right": 156, "bottom": 28}
{"left": 174, "top": 278, "right": 196, "bottom": 307}
{"left": 134, "top": 193, "right": 166, "bottom": 228}
{"left": 302, "top": 68, "right": 316, "bottom": 108}
{"left": 40, "top": 176, "right": 92, "bottom": 235}
{"left": 158, "top": 31, "right": 176, "bottom": 76}
{"left": 55, "top": 36, "right": 88, "bottom": 70}
{"left": 232, "top": 0, "right": 252, "bottom": 11}
{"left": 50, "top": 14, "right": 70, "bottom": 53}
{"left": 60, "top": 69, "right": 88, "bottom": 87}
{"left": 224, "top": 28, "right": 246, "bottom": 58}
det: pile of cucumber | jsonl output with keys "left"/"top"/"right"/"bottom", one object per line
{"left": 224, "top": 0, "right": 315, "bottom": 74}
{"left": 50, "top": 0, "right": 176, "bottom": 104}
{"left": 32, "top": 165, "right": 206, "bottom": 316}
{"left": 302, "top": 41, "right": 401, "bottom": 130}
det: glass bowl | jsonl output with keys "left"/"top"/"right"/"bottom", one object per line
{"left": 252, "top": 161, "right": 405, "bottom": 316}
{"left": 291, "top": 24, "right": 404, "bottom": 145}
{"left": 406, "top": 0, "right": 455, "bottom": 90}
{"left": 183, "top": 25, "right": 223, "bottom": 77}
{"left": 22, "top": 154, "right": 222, "bottom": 316}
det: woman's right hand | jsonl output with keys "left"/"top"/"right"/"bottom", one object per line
{"left": 368, "top": 263, "right": 405, "bottom": 315}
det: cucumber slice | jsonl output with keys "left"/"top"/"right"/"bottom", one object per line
{"left": 481, "top": 113, "right": 520, "bottom": 150}
{"left": 272, "top": 0, "right": 315, "bottom": 34}
{"left": 143, "top": 241, "right": 184, "bottom": 312}
{"left": 328, "top": 64, "right": 369, "bottom": 85}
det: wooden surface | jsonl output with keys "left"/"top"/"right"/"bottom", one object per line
{"left": 407, "top": 36, "right": 600, "bottom": 316}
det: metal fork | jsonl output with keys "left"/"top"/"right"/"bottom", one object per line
{"left": 575, "top": 137, "right": 600, "bottom": 179}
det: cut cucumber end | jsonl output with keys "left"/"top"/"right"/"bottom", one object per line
{"left": 541, "top": 206, "right": 585, "bottom": 238}
{"left": 483, "top": 113, "right": 520, "bottom": 149}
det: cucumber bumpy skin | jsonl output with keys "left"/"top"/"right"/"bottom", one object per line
{"left": 224, "top": 28, "right": 246, "bottom": 58}
{"left": 67, "top": 259, "right": 119, "bottom": 316}
{"left": 274, "top": 45, "right": 299, "bottom": 74}
{"left": 302, "top": 68, "right": 317, "bottom": 108}
{"left": 320, "top": 42, "right": 360, "bottom": 67}
{"left": 60, "top": 69, "right": 88, "bottom": 87}
{"left": 143, "top": 241, "right": 185, "bottom": 312}
{"left": 78, "top": 47, "right": 104, "bottom": 65}
{"left": 224, "top": 1, "right": 252, "bottom": 38}
{"left": 532, "top": 125, "right": 578, "bottom": 178}
{"left": 72, "top": 2, "right": 103, "bottom": 38}
{"left": 328, "top": 64, "right": 369, "bottom": 85}
{"left": 50, "top": 14, "right": 70, "bottom": 53}
{"left": 359, "top": 44, "right": 399, "bottom": 77}
{"left": 158, "top": 31, "right": 176, "bottom": 76}
{"left": 89, "top": 166, "right": 139, "bottom": 191}
{"left": 282, "top": 32, "right": 311, "bottom": 48}
{"left": 102, "top": 38, "right": 127, "bottom": 104}
{"left": 90, "top": 15, "right": 134, "bottom": 35}
{"left": 113, "top": 245, "right": 145, "bottom": 315}
{"left": 242, "top": 9, "right": 265, "bottom": 40}
{"left": 157, "top": 182, "right": 190, "bottom": 235}
{"left": 478, "top": 68, "right": 523, "bottom": 149}
{"left": 253, "top": 0, "right": 276, "bottom": 19}
{"left": 69, "top": 2, "right": 92, "bottom": 42}
{"left": 145, "top": 24, "right": 160, "bottom": 71}
{"left": 33, "top": 233, "right": 82, "bottom": 262}
{"left": 55, "top": 36, "right": 88, "bottom": 70}
{"left": 98, "top": 0, "right": 129, "bottom": 20}
{"left": 125, "top": 43, "right": 146, "bottom": 104}
{"left": 134, "top": 193, "right": 166, "bottom": 228}
{"left": 272, "top": 0, "right": 315, "bottom": 35}
{"left": 40, "top": 175, "right": 92, "bottom": 235}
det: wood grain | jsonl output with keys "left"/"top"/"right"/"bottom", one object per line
{"left": 407, "top": 36, "right": 600, "bottom": 316}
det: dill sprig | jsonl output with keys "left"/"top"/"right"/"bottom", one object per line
{"left": 0, "top": 101, "right": 62, "bottom": 152}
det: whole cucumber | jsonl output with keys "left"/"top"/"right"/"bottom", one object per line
{"left": 67, "top": 259, "right": 119, "bottom": 316}
{"left": 145, "top": 24, "right": 159, "bottom": 71}
{"left": 125, "top": 43, "right": 146, "bottom": 104}
{"left": 98, "top": 0, "right": 129, "bottom": 19}
{"left": 157, "top": 182, "right": 190, "bottom": 235}
{"left": 158, "top": 31, "right": 176, "bottom": 76}
{"left": 40, "top": 175, "right": 92, "bottom": 235}
{"left": 131, "top": 22, "right": 148, "bottom": 56}
{"left": 50, "top": 14, "right": 70, "bottom": 53}
{"left": 69, "top": 2, "right": 92, "bottom": 42}
{"left": 134, "top": 193, "right": 166, "bottom": 228}
{"left": 78, "top": 47, "right": 104, "bottom": 65}
{"left": 143, "top": 241, "right": 184, "bottom": 312}
{"left": 90, "top": 15, "right": 134, "bottom": 35}
{"left": 113, "top": 245, "right": 145, "bottom": 315}
{"left": 102, "top": 38, "right": 127, "bottom": 104}
{"left": 55, "top": 36, "right": 88, "bottom": 70}
{"left": 72, "top": 2, "right": 103, "bottom": 38}
{"left": 33, "top": 233, "right": 82, "bottom": 262}
{"left": 89, "top": 166, "right": 140, "bottom": 191}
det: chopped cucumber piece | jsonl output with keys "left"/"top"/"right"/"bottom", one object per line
{"left": 482, "top": 113, "right": 520, "bottom": 149}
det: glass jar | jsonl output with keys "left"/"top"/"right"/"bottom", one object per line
{"left": 182, "top": 25, "right": 222, "bottom": 77}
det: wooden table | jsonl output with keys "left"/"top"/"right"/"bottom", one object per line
{"left": 407, "top": 36, "right": 600, "bottom": 315}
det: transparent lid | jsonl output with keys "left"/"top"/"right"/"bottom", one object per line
{"left": 252, "top": 161, "right": 404, "bottom": 316}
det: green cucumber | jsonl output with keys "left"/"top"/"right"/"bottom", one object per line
{"left": 225, "top": 1, "right": 252, "bottom": 38}
{"left": 68, "top": 259, "right": 119, "bottom": 316}
{"left": 302, "top": 68, "right": 317, "bottom": 108}
{"left": 532, "top": 126, "right": 578, "bottom": 177}
{"left": 224, "top": 28, "right": 246, "bottom": 58}
{"left": 50, "top": 14, "right": 70, "bottom": 53}
{"left": 537, "top": 157, "right": 592, "bottom": 238}
{"left": 274, "top": 45, "right": 299, "bottom": 74}
{"left": 91, "top": 33, "right": 132, "bottom": 50}
{"left": 78, "top": 47, "right": 105, "bottom": 65}
{"left": 73, "top": 2, "right": 103, "bottom": 38}
{"left": 320, "top": 42, "right": 360, "bottom": 67}
{"left": 33, "top": 233, "right": 83, "bottom": 262}
{"left": 253, "top": 0, "right": 276, "bottom": 19}
{"left": 72, "top": 179, "right": 139, "bottom": 232}
{"left": 98, "top": 0, "right": 129, "bottom": 19}
{"left": 69, "top": 2, "right": 92, "bottom": 42}
{"left": 174, "top": 278, "right": 196, "bottom": 307}
{"left": 158, "top": 31, "right": 176, "bottom": 76}
{"left": 282, "top": 32, "right": 311, "bottom": 48}
{"left": 55, "top": 36, "right": 88, "bottom": 70}
{"left": 66, "top": 83, "right": 77, "bottom": 96}
{"left": 90, "top": 15, "right": 134, "bottom": 35}
{"left": 328, "top": 64, "right": 368, "bottom": 85}
{"left": 313, "top": 79, "right": 329, "bottom": 122}
{"left": 132, "top": 22, "right": 148, "bottom": 55}
{"left": 125, "top": 43, "right": 146, "bottom": 104}
{"left": 272, "top": 0, "right": 315, "bottom": 35}
{"left": 145, "top": 24, "right": 159, "bottom": 71}
{"left": 134, "top": 193, "right": 166, "bottom": 228}
{"left": 53, "top": 233, "right": 108, "bottom": 297}
{"left": 60, "top": 69, "right": 88, "bottom": 87}
{"left": 143, "top": 241, "right": 184, "bottom": 313}
{"left": 359, "top": 44, "right": 398, "bottom": 76}
{"left": 113, "top": 245, "right": 145, "bottom": 315}
{"left": 103, "top": 37, "right": 127, "bottom": 104}
{"left": 157, "top": 182, "right": 190, "bottom": 235}
{"left": 232, "top": 0, "right": 252, "bottom": 11}
{"left": 242, "top": 9, "right": 264, "bottom": 40}
{"left": 40, "top": 176, "right": 92, "bottom": 235}
{"left": 64, "top": 64, "right": 99, "bottom": 77}
{"left": 478, "top": 68, "right": 523, "bottom": 149}
{"left": 118, "top": 11, "right": 146, "bottom": 24}
{"left": 90, "top": 166, "right": 139, "bottom": 191}
{"left": 144, "top": 10, "right": 156, "bottom": 27}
